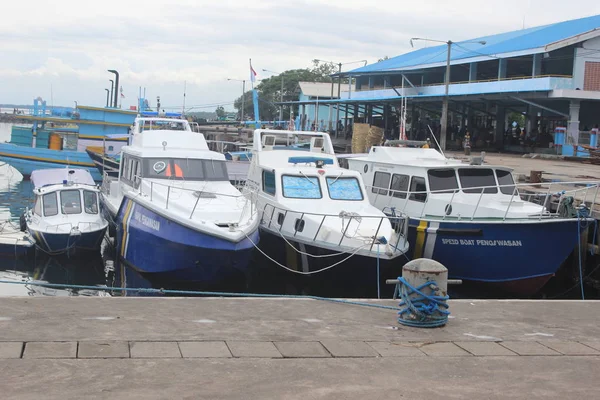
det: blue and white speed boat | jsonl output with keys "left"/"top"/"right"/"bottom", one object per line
{"left": 24, "top": 168, "right": 108, "bottom": 255}
{"left": 101, "top": 117, "right": 260, "bottom": 284}
{"left": 347, "top": 146, "right": 597, "bottom": 295}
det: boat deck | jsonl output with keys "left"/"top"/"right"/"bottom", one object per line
{"left": 0, "top": 297, "right": 598, "bottom": 399}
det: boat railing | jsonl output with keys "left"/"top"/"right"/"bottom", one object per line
{"left": 131, "top": 176, "right": 259, "bottom": 222}
{"left": 366, "top": 180, "right": 600, "bottom": 222}
{"left": 258, "top": 201, "right": 408, "bottom": 254}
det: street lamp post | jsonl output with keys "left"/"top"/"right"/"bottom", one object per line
{"left": 410, "top": 38, "right": 485, "bottom": 150}
{"left": 105, "top": 89, "right": 110, "bottom": 107}
{"left": 314, "top": 59, "right": 368, "bottom": 137}
{"left": 109, "top": 80, "right": 114, "bottom": 108}
{"left": 262, "top": 69, "right": 284, "bottom": 123}
{"left": 108, "top": 70, "right": 119, "bottom": 108}
{"left": 228, "top": 78, "right": 246, "bottom": 124}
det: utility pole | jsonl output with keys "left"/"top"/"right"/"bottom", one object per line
{"left": 335, "top": 62, "right": 342, "bottom": 138}
{"left": 440, "top": 40, "right": 452, "bottom": 151}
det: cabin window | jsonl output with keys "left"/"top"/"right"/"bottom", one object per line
{"left": 409, "top": 177, "right": 427, "bottom": 202}
{"left": 263, "top": 170, "right": 276, "bottom": 195}
{"left": 33, "top": 196, "right": 42, "bottom": 216}
{"left": 42, "top": 193, "right": 58, "bottom": 217}
{"left": 496, "top": 170, "right": 516, "bottom": 195}
{"left": 83, "top": 191, "right": 99, "bottom": 214}
{"left": 60, "top": 190, "right": 82, "bottom": 214}
{"left": 142, "top": 158, "right": 229, "bottom": 181}
{"left": 372, "top": 171, "right": 391, "bottom": 195}
{"left": 428, "top": 169, "right": 459, "bottom": 194}
{"left": 326, "top": 177, "right": 364, "bottom": 201}
{"left": 459, "top": 169, "right": 498, "bottom": 194}
{"left": 390, "top": 174, "right": 410, "bottom": 199}
{"left": 282, "top": 175, "right": 322, "bottom": 199}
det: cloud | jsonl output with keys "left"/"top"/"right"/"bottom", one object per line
{"left": 1, "top": 0, "right": 599, "bottom": 110}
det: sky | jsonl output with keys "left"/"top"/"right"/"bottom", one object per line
{"left": 1, "top": 0, "right": 599, "bottom": 112}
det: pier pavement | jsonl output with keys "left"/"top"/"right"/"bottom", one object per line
{"left": 0, "top": 297, "right": 598, "bottom": 399}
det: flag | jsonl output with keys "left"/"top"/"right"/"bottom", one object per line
{"left": 250, "top": 59, "right": 257, "bottom": 83}
{"left": 120, "top": 86, "right": 125, "bottom": 98}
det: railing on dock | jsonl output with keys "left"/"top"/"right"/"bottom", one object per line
{"left": 366, "top": 180, "right": 600, "bottom": 222}
{"left": 258, "top": 201, "right": 409, "bottom": 255}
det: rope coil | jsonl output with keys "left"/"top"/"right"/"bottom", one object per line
{"left": 395, "top": 277, "right": 450, "bottom": 328}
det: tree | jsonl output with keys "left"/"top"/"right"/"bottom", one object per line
{"left": 215, "top": 106, "right": 226, "bottom": 119}
{"left": 378, "top": 56, "right": 390, "bottom": 62}
{"left": 233, "top": 60, "right": 342, "bottom": 122}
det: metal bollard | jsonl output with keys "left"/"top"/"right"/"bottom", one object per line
{"left": 390, "top": 258, "right": 451, "bottom": 328}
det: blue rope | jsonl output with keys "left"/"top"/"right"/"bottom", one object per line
{"left": 396, "top": 277, "right": 449, "bottom": 328}
{"left": 0, "top": 279, "right": 401, "bottom": 311}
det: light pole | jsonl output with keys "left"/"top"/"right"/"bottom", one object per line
{"left": 262, "top": 69, "right": 284, "bottom": 123}
{"left": 109, "top": 80, "right": 114, "bottom": 108}
{"left": 228, "top": 78, "right": 246, "bottom": 124}
{"left": 108, "top": 70, "right": 119, "bottom": 108}
{"left": 314, "top": 59, "right": 368, "bottom": 137}
{"left": 410, "top": 38, "right": 485, "bottom": 150}
{"left": 105, "top": 89, "right": 110, "bottom": 107}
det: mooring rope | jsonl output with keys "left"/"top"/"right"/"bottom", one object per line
{"left": 0, "top": 279, "right": 401, "bottom": 311}
{"left": 395, "top": 277, "right": 449, "bottom": 328}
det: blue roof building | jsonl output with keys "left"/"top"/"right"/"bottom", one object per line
{"left": 313, "top": 14, "right": 600, "bottom": 152}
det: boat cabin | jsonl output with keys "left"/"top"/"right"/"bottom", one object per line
{"left": 30, "top": 169, "right": 101, "bottom": 219}
{"left": 347, "top": 147, "right": 543, "bottom": 220}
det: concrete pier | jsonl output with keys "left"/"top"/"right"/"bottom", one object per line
{"left": 0, "top": 298, "right": 599, "bottom": 399}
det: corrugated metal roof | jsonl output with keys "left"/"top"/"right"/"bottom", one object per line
{"left": 298, "top": 82, "right": 342, "bottom": 98}
{"left": 350, "top": 14, "right": 600, "bottom": 75}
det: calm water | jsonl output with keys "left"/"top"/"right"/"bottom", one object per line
{"left": 0, "top": 121, "right": 593, "bottom": 299}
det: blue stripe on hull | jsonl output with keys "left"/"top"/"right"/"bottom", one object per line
{"left": 29, "top": 228, "right": 106, "bottom": 254}
{"left": 117, "top": 198, "right": 259, "bottom": 284}
{"left": 407, "top": 218, "right": 580, "bottom": 285}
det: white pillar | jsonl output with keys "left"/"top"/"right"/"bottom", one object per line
{"left": 568, "top": 100, "right": 581, "bottom": 144}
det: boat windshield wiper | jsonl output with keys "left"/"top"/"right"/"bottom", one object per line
{"left": 329, "top": 172, "right": 343, "bottom": 186}
{"left": 300, "top": 171, "right": 317, "bottom": 186}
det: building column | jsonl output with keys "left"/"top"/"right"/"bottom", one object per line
{"left": 469, "top": 63, "right": 478, "bottom": 82}
{"left": 568, "top": 100, "right": 581, "bottom": 144}
{"left": 466, "top": 103, "right": 473, "bottom": 132}
{"left": 384, "top": 76, "right": 390, "bottom": 89}
{"left": 532, "top": 54, "right": 542, "bottom": 77}
{"left": 367, "top": 104, "right": 373, "bottom": 125}
{"left": 368, "top": 77, "right": 375, "bottom": 89}
{"left": 356, "top": 78, "right": 362, "bottom": 91}
{"left": 301, "top": 104, "right": 306, "bottom": 131}
{"left": 498, "top": 59, "right": 507, "bottom": 80}
{"left": 495, "top": 105, "right": 506, "bottom": 147}
{"left": 526, "top": 104, "right": 538, "bottom": 136}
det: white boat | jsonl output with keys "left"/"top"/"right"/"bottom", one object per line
{"left": 24, "top": 168, "right": 107, "bottom": 255}
{"left": 244, "top": 129, "right": 409, "bottom": 283}
{"left": 346, "top": 146, "right": 597, "bottom": 295}
{"left": 101, "top": 117, "right": 260, "bottom": 283}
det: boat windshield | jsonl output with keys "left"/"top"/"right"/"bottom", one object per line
{"left": 138, "top": 120, "right": 189, "bottom": 133}
{"left": 143, "top": 158, "right": 229, "bottom": 181}
{"left": 326, "top": 177, "right": 364, "bottom": 201}
{"left": 60, "top": 190, "right": 82, "bottom": 214}
{"left": 458, "top": 168, "right": 498, "bottom": 194}
{"left": 496, "top": 169, "right": 516, "bottom": 195}
{"left": 282, "top": 175, "right": 322, "bottom": 199}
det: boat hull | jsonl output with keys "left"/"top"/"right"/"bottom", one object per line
{"left": 28, "top": 227, "right": 107, "bottom": 255}
{"left": 86, "top": 149, "right": 120, "bottom": 178}
{"left": 115, "top": 197, "right": 258, "bottom": 284}
{"left": 407, "top": 218, "right": 582, "bottom": 295}
{"left": 0, "top": 144, "right": 101, "bottom": 181}
{"left": 253, "top": 228, "right": 405, "bottom": 298}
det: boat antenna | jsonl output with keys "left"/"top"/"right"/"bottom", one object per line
{"left": 427, "top": 125, "right": 446, "bottom": 159}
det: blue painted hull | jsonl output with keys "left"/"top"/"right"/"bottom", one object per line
{"left": 115, "top": 197, "right": 259, "bottom": 284}
{"left": 0, "top": 144, "right": 102, "bottom": 181}
{"left": 0, "top": 242, "right": 33, "bottom": 258}
{"left": 28, "top": 228, "right": 106, "bottom": 255}
{"left": 407, "top": 218, "right": 582, "bottom": 294}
